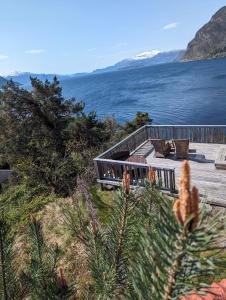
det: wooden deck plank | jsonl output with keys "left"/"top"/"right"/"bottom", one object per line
{"left": 146, "top": 142, "right": 226, "bottom": 206}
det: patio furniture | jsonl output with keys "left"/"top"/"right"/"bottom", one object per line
{"left": 173, "top": 139, "right": 189, "bottom": 159}
{"left": 215, "top": 146, "right": 226, "bottom": 169}
{"left": 150, "top": 139, "right": 171, "bottom": 158}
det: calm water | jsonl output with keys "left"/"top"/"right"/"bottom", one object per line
{"left": 61, "top": 57, "right": 226, "bottom": 124}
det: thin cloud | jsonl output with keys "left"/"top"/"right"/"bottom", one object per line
{"left": 163, "top": 22, "right": 178, "bottom": 30}
{"left": 25, "top": 49, "right": 45, "bottom": 54}
{"left": 0, "top": 54, "right": 8, "bottom": 60}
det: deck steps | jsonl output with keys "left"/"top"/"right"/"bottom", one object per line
{"left": 130, "top": 140, "right": 153, "bottom": 157}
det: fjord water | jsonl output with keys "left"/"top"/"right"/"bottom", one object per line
{"left": 61, "top": 57, "right": 226, "bottom": 124}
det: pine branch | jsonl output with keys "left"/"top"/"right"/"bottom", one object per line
{"left": 113, "top": 191, "right": 129, "bottom": 275}
{"left": 0, "top": 214, "right": 25, "bottom": 300}
{"left": 0, "top": 219, "right": 8, "bottom": 300}
{"left": 130, "top": 162, "right": 226, "bottom": 299}
{"left": 163, "top": 226, "right": 188, "bottom": 300}
{"left": 23, "top": 216, "right": 76, "bottom": 299}
{"left": 30, "top": 215, "right": 44, "bottom": 270}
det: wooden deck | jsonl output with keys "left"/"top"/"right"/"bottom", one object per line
{"left": 94, "top": 125, "right": 226, "bottom": 207}
{"left": 146, "top": 143, "right": 226, "bottom": 206}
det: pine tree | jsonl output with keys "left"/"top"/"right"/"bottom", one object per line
{"left": 0, "top": 214, "right": 26, "bottom": 299}
{"left": 0, "top": 78, "right": 112, "bottom": 195}
{"left": 22, "top": 215, "right": 76, "bottom": 299}
{"left": 123, "top": 112, "right": 151, "bottom": 134}
{"left": 65, "top": 162, "right": 226, "bottom": 299}
{"left": 71, "top": 174, "right": 146, "bottom": 298}
{"left": 129, "top": 161, "right": 226, "bottom": 299}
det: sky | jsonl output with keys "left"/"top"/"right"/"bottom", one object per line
{"left": 0, "top": 0, "right": 226, "bottom": 75}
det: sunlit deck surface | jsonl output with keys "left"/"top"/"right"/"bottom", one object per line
{"left": 146, "top": 142, "right": 226, "bottom": 206}
{"left": 94, "top": 125, "right": 226, "bottom": 207}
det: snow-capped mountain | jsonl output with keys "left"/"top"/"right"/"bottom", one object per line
{"left": 130, "top": 50, "right": 160, "bottom": 61}
{"left": 1, "top": 70, "right": 22, "bottom": 77}
{"left": 94, "top": 49, "right": 185, "bottom": 73}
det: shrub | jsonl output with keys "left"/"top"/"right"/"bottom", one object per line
{"left": 0, "top": 78, "right": 112, "bottom": 195}
{"left": 64, "top": 162, "right": 226, "bottom": 299}
{"left": 0, "top": 183, "right": 58, "bottom": 233}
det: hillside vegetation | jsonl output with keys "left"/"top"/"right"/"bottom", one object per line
{"left": 0, "top": 78, "right": 225, "bottom": 299}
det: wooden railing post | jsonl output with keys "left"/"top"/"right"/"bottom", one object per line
{"left": 169, "top": 169, "right": 176, "bottom": 193}
{"left": 93, "top": 159, "right": 101, "bottom": 180}
{"left": 145, "top": 125, "right": 149, "bottom": 140}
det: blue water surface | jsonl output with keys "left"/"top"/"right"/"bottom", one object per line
{"left": 61, "top": 57, "right": 226, "bottom": 124}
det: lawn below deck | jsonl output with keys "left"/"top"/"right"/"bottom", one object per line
{"left": 145, "top": 142, "right": 226, "bottom": 206}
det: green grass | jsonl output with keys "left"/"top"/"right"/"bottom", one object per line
{"left": 0, "top": 183, "right": 59, "bottom": 234}
{"left": 90, "top": 186, "right": 113, "bottom": 224}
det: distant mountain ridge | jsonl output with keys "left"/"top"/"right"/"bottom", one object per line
{"left": 0, "top": 76, "right": 8, "bottom": 88}
{"left": 93, "top": 50, "right": 185, "bottom": 73}
{"left": 5, "top": 72, "right": 87, "bottom": 87}
{"left": 183, "top": 6, "right": 226, "bottom": 61}
{"left": 4, "top": 50, "right": 185, "bottom": 86}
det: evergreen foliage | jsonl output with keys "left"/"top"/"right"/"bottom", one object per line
{"left": 0, "top": 214, "right": 26, "bottom": 299}
{"left": 22, "top": 216, "right": 75, "bottom": 299}
{"left": 123, "top": 111, "right": 151, "bottom": 134}
{"left": 0, "top": 183, "right": 58, "bottom": 234}
{"left": 0, "top": 78, "right": 112, "bottom": 195}
{"left": 64, "top": 165, "right": 226, "bottom": 299}
{"left": 130, "top": 188, "right": 226, "bottom": 299}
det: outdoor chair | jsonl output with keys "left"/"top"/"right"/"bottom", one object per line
{"left": 173, "top": 139, "right": 189, "bottom": 159}
{"left": 150, "top": 139, "right": 171, "bottom": 158}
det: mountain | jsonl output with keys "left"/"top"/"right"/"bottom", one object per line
{"left": 4, "top": 49, "right": 184, "bottom": 86}
{"left": 183, "top": 6, "right": 226, "bottom": 61}
{"left": 93, "top": 50, "right": 185, "bottom": 74}
{"left": 0, "top": 76, "right": 8, "bottom": 88}
{"left": 129, "top": 50, "right": 160, "bottom": 60}
{"left": 5, "top": 72, "right": 87, "bottom": 87}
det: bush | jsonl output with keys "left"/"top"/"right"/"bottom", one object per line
{"left": 0, "top": 183, "right": 58, "bottom": 233}
{"left": 123, "top": 112, "right": 151, "bottom": 134}
{"left": 0, "top": 78, "right": 113, "bottom": 195}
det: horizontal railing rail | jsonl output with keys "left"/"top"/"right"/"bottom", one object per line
{"left": 94, "top": 158, "right": 176, "bottom": 192}
{"left": 97, "top": 125, "right": 226, "bottom": 160}
{"left": 147, "top": 125, "right": 226, "bottom": 143}
{"left": 97, "top": 125, "right": 148, "bottom": 159}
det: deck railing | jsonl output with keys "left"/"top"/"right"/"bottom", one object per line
{"left": 94, "top": 158, "right": 176, "bottom": 192}
{"left": 99, "top": 125, "right": 148, "bottom": 159}
{"left": 147, "top": 125, "right": 226, "bottom": 143}
{"left": 94, "top": 125, "right": 226, "bottom": 193}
